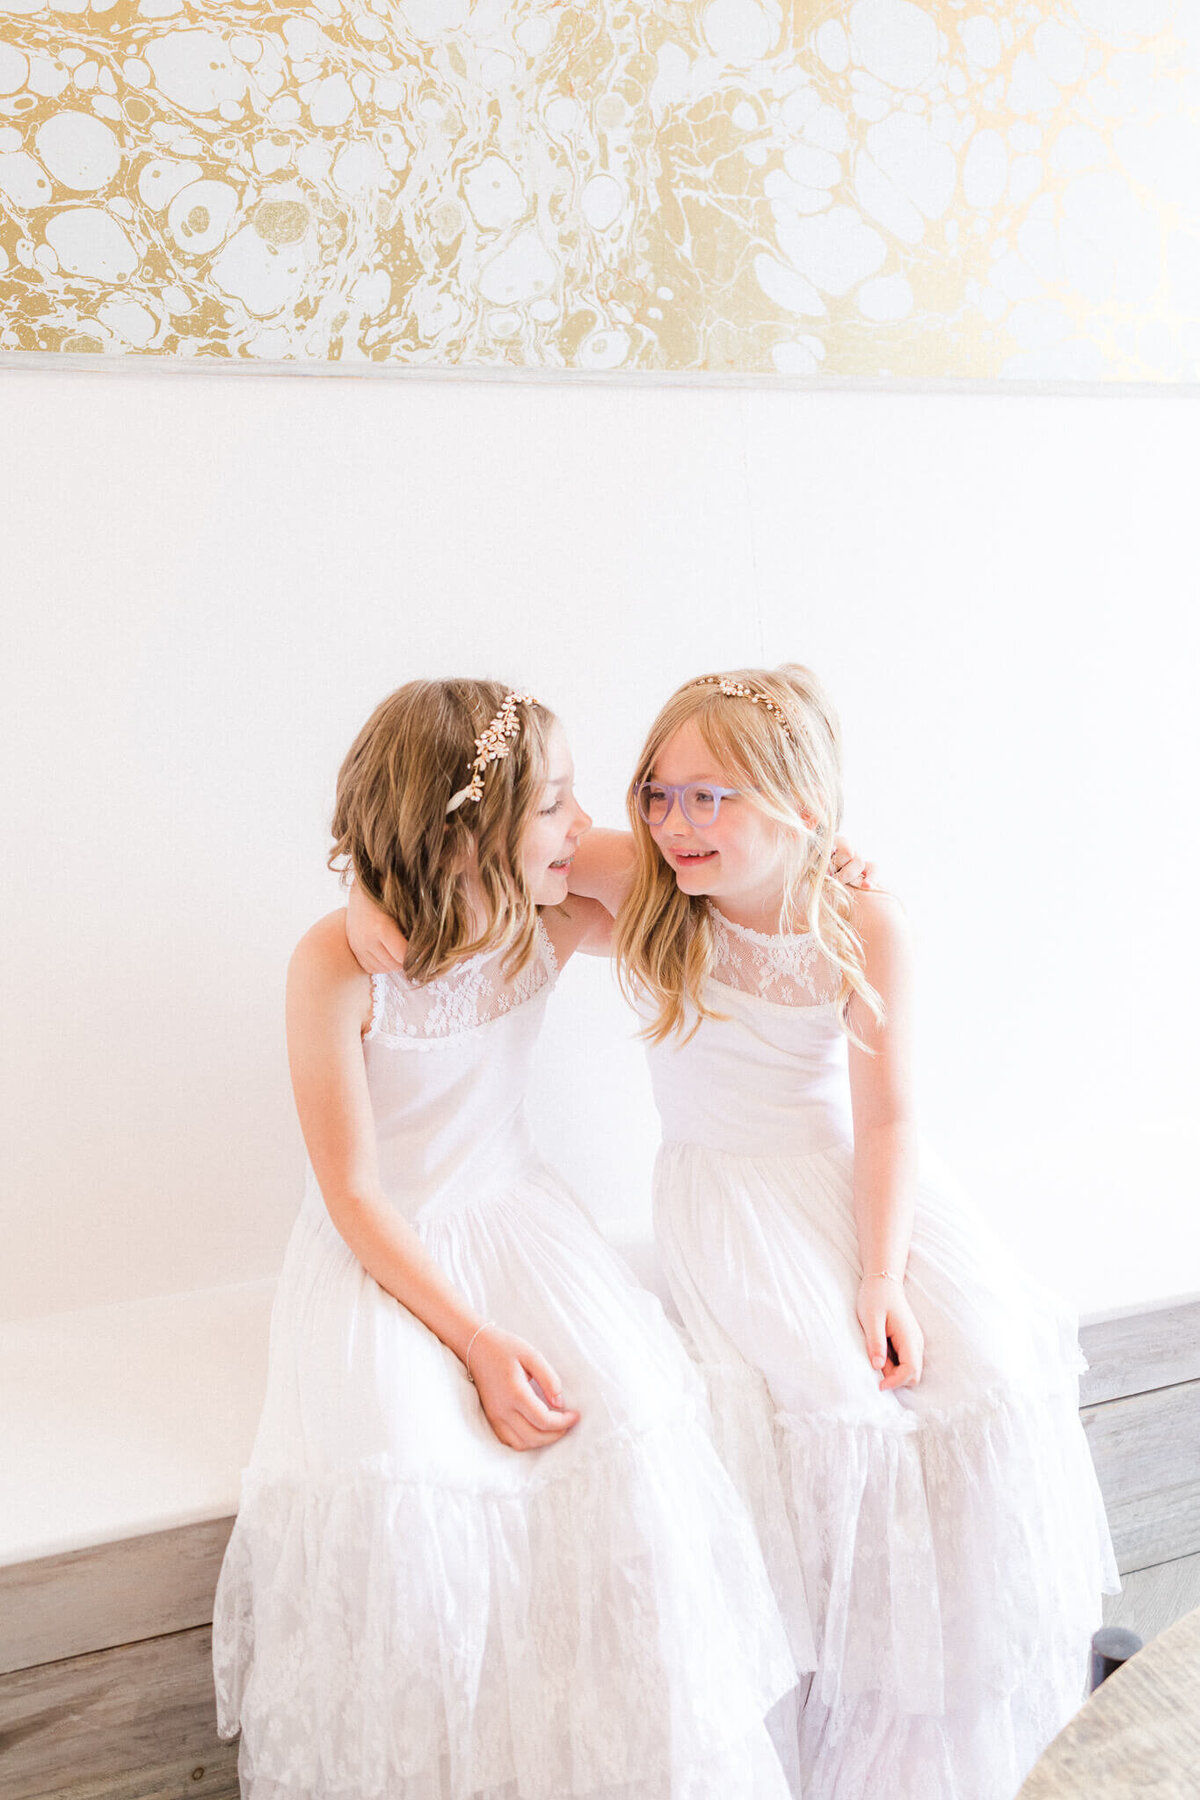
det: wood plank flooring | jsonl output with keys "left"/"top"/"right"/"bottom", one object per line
{"left": 0, "top": 1626, "right": 238, "bottom": 1800}
{"left": 1104, "top": 1551, "right": 1200, "bottom": 1642}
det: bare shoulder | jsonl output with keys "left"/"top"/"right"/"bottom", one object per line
{"left": 848, "top": 885, "right": 906, "bottom": 933}
{"left": 290, "top": 908, "right": 356, "bottom": 975}
{"left": 288, "top": 910, "right": 372, "bottom": 1018}
{"left": 847, "top": 887, "right": 911, "bottom": 965}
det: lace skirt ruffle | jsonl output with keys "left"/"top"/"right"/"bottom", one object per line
{"left": 213, "top": 1416, "right": 797, "bottom": 1800}
{"left": 654, "top": 1138, "right": 1120, "bottom": 1800}
{"left": 212, "top": 1168, "right": 800, "bottom": 1800}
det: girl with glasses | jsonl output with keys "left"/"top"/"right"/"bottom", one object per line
{"left": 605, "top": 665, "right": 1117, "bottom": 1800}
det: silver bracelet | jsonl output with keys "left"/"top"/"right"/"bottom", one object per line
{"left": 464, "top": 1320, "right": 494, "bottom": 1384}
{"left": 864, "top": 1268, "right": 904, "bottom": 1283}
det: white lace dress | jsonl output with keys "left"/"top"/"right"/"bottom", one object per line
{"left": 644, "top": 905, "right": 1120, "bottom": 1800}
{"left": 211, "top": 920, "right": 801, "bottom": 1800}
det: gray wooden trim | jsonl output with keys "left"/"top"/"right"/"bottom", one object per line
{"left": 1082, "top": 1381, "right": 1200, "bottom": 1571}
{"left": 1079, "top": 1298, "right": 1200, "bottom": 1406}
{"left": 0, "top": 1623, "right": 235, "bottom": 1800}
{"left": 0, "top": 1517, "right": 235, "bottom": 1678}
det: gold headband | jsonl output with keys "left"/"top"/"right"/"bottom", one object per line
{"left": 446, "top": 691, "right": 538, "bottom": 813}
{"left": 694, "top": 675, "right": 794, "bottom": 738}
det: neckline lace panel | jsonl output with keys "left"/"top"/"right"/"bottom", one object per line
{"left": 706, "top": 903, "right": 841, "bottom": 1008}
{"left": 366, "top": 916, "right": 557, "bottom": 1043}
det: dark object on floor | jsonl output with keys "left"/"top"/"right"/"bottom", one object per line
{"left": 1090, "top": 1625, "right": 1143, "bottom": 1691}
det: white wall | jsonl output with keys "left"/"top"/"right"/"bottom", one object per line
{"left": 2, "top": 368, "right": 1197, "bottom": 1323}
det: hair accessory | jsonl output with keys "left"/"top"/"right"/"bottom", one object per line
{"left": 694, "top": 675, "right": 795, "bottom": 738}
{"left": 446, "top": 691, "right": 538, "bottom": 814}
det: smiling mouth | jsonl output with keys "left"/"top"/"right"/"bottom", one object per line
{"left": 549, "top": 855, "right": 574, "bottom": 870}
{"left": 672, "top": 849, "right": 717, "bottom": 864}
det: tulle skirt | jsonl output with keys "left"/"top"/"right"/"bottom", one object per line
{"left": 211, "top": 1164, "right": 800, "bottom": 1800}
{"left": 653, "top": 1136, "right": 1120, "bottom": 1800}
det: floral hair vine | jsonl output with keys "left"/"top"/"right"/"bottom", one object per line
{"left": 446, "top": 691, "right": 539, "bottom": 814}
{"left": 694, "top": 675, "right": 795, "bottom": 739}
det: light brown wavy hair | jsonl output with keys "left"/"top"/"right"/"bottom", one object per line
{"left": 614, "top": 664, "right": 884, "bottom": 1047}
{"left": 329, "top": 679, "right": 553, "bottom": 985}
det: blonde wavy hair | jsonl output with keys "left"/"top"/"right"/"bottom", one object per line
{"left": 329, "top": 678, "right": 553, "bottom": 985}
{"left": 614, "top": 664, "right": 884, "bottom": 1047}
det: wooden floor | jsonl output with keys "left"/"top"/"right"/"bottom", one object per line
{"left": 0, "top": 1626, "right": 240, "bottom": 1800}
{"left": 2, "top": 1296, "right": 1197, "bottom": 1800}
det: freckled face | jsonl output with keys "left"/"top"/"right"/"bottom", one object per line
{"left": 645, "top": 719, "right": 791, "bottom": 922}
{"left": 521, "top": 719, "right": 592, "bottom": 906}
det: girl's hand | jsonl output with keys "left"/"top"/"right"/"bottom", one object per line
{"left": 468, "top": 1326, "right": 581, "bottom": 1451}
{"left": 345, "top": 881, "right": 407, "bottom": 975}
{"left": 856, "top": 1276, "right": 924, "bottom": 1390}
{"left": 832, "top": 835, "right": 876, "bottom": 891}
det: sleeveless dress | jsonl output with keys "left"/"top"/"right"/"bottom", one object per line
{"left": 644, "top": 904, "right": 1120, "bottom": 1800}
{"left": 211, "top": 919, "right": 801, "bottom": 1800}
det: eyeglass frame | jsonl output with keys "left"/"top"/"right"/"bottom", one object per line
{"left": 633, "top": 779, "right": 742, "bottom": 828}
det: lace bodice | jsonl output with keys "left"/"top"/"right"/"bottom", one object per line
{"left": 643, "top": 904, "right": 853, "bottom": 1159}
{"left": 706, "top": 904, "right": 842, "bottom": 1008}
{"left": 365, "top": 918, "right": 558, "bottom": 1043}
{"left": 303, "top": 919, "right": 558, "bottom": 1225}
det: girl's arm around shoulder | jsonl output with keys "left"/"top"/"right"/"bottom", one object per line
{"left": 568, "top": 826, "right": 635, "bottom": 918}
{"left": 345, "top": 878, "right": 406, "bottom": 974}
{"left": 539, "top": 893, "right": 614, "bottom": 966}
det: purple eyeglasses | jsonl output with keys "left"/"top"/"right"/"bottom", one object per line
{"left": 634, "top": 780, "right": 741, "bottom": 828}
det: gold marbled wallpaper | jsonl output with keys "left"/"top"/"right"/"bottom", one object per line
{"left": 0, "top": 1, "right": 1197, "bottom": 379}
